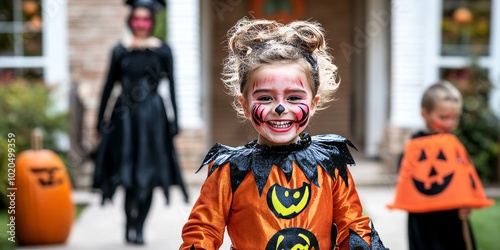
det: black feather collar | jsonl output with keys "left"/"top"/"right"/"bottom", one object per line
{"left": 198, "top": 133, "right": 357, "bottom": 196}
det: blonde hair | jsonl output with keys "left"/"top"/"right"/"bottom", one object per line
{"left": 421, "top": 81, "right": 463, "bottom": 112}
{"left": 222, "top": 17, "right": 339, "bottom": 118}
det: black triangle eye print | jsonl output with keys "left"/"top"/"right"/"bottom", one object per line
{"left": 418, "top": 150, "right": 427, "bottom": 162}
{"left": 437, "top": 150, "right": 447, "bottom": 161}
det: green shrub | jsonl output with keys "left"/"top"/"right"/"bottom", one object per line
{"left": 153, "top": 8, "right": 167, "bottom": 40}
{"left": 0, "top": 80, "right": 69, "bottom": 209}
{"left": 450, "top": 66, "right": 500, "bottom": 183}
{"left": 0, "top": 210, "right": 16, "bottom": 250}
{"left": 0, "top": 137, "right": 8, "bottom": 209}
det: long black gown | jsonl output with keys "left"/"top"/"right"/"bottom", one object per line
{"left": 93, "top": 42, "right": 189, "bottom": 204}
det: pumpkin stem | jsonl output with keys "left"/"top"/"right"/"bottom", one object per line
{"left": 31, "top": 128, "right": 43, "bottom": 150}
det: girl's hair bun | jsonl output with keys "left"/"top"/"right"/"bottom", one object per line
{"left": 227, "top": 18, "right": 281, "bottom": 57}
{"left": 284, "top": 21, "right": 325, "bottom": 53}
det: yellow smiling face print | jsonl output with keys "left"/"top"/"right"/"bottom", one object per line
{"left": 266, "top": 182, "right": 311, "bottom": 219}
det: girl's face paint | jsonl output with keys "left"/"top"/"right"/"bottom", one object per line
{"left": 129, "top": 7, "right": 153, "bottom": 38}
{"left": 243, "top": 62, "right": 318, "bottom": 146}
{"left": 422, "top": 100, "right": 461, "bottom": 133}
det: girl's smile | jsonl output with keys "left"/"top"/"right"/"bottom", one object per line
{"left": 267, "top": 120, "right": 292, "bottom": 130}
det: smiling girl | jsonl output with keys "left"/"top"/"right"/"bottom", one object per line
{"left": 180, "top": 17, "right": 388, "bottom": 250}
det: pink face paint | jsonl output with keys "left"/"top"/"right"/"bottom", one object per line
{"left": 295, "top": 103, "right": 310, "bottom": 127}
{"left": 252, "top": 104, "right": 266, "bottom": 126}
{"left": 130, "top": 16, "right": 153, "bottom": 32}
{"left": 252, "top": 76, "right": 277, "bottom": 90}
{"left": 252, "top": 75, "right": 305, "bottom": 90}
{"left": 431, "top": 120, "right": 445, "bottom": 130}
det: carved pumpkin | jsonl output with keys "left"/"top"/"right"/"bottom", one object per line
{"left": 387, "top": 133, "right": 494, "bottom": 213}
{"left": 16, "top": 129, "right": 74, "bottom": 245}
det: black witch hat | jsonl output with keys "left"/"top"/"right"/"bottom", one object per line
{"left": 125, "top": 0, "right": 166, "bottom": 12}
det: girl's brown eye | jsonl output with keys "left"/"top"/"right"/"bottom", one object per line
{"left": 257, "top": 96, "right": 272, "bottom": 101}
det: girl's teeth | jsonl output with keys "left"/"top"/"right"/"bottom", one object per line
{"left": 269, "top": 121, "right": 292, "bottom": 128}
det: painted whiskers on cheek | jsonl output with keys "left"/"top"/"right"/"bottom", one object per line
{"left": 297, "top": 103, "right": 310, "bottom": 127}
{"left": 252, "top": 104, "right": 266, "bottom": 126}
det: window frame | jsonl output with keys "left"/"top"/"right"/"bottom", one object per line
{"left": 0, "top": 0, "right": 68, "bottom": 86}
{"left": 425, "top": 0, "right": 500, "bottom": 88}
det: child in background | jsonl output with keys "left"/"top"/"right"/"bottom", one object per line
{"left": 388, "top": 81, "right": 493, "bottom": 250}
{"left": 180, "top": 17, "right": 388, "bottom": 250}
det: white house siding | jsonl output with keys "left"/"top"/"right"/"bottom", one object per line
{"left": 44, "top": 0, "right": 70, "bottom": 114}
{"left": 390, "top": 0, "right": 431, "bottom": 129}
{"left": 167, "top": 0, "right": 208, "bottom": 174}
{"left": 167, "top": 0, "right": 203, "bottom": 129}
{"left": 489, "top": 0, "right": 500, "bottom": 118}
{"left": 381, "top": 0, "right": 436, "bottom": 171}
{"left": 44, "top": 0, "right": 69, "bottom": 87}
{"left": 364, "top": 0, "right": 390, "bottom": 157}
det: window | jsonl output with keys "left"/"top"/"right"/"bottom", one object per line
{"left": 0, "top": 0, "right": 44, "bottom": 83}
{"left": 433, "top": 0, "right": 500, "bottom": 85}
{"left": 441, "top": 0, "right": 492, "bottom": 56}
{"left": 435, "top": 0, "right": 500, "bottom": 121}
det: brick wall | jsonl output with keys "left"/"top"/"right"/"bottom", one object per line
{"left": 68, "top": 0, "right": 127, "bottom": 94}
{"left": 68, "top": 0, "right": 128, "bottom": 144}
{"left": 68, "top": 0, "right": 125, "bottom": 188}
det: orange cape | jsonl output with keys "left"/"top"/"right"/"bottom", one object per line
{"left": 387, "top": 133, "right": 494, "bottom": 213}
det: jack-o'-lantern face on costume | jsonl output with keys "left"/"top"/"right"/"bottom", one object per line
{"left": 240, "top": 62, "right": 319, "bottom": 146}
{"left": 412, "top": 148, "right": 455, "bottom": 195}
{"left": 267, "top": 182, "right": 311, "bottom": 219}
{"left": 387, "top": 133, "right": 494, "bottom": 213}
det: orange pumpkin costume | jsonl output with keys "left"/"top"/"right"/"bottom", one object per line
{"left": 387, "top": 133, "right": 493, "bottom": 213}
{"left": 181, "top": 133, "right": 388, "bottom": 250}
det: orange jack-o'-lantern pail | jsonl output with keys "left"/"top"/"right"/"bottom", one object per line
{"left": 16, "top": 129, "right": 74, "bottom": 245}
{"left": 387, "top": 133, "right": 494, "bottom": 213}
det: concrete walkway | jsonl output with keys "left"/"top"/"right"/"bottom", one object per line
{"left": 18, "top": 157, "right": 499, "bottom": 250}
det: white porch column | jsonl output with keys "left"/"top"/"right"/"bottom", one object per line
{"left": 390, "top": 0, "right": 433, "bottom": 128}
{"left": 44, "top": 0, "right": 69, "bottom": 113}
{"left": 167, "top": 0, "right": 203, "bottom": 129}
{"left": 364, "top": 0, "right": 390, "bottom": 157}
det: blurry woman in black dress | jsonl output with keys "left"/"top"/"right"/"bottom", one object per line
{"left": 93, "top": 0, "right": 188, "bottom": 244}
